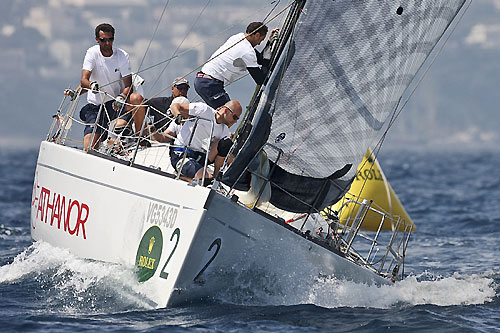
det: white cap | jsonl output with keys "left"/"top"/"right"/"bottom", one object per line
{"left": 172, "top": 77, "right": 189, "bottom": 87}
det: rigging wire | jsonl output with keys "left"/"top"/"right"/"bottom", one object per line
{"left": 262, "top": 0, "right": 281, "bottom": 22}
{"left": 135, "top": 0, "right": 171, "bottom": 80}
{"left": 148, "top": 0, "right": 212, "bottom": 95}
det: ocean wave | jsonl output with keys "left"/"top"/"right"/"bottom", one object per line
{"left": 213, "top": 270, "right": 498, "bottom": 309}
{"left": 0, "top": 241, "right": 158, "bottom": 313}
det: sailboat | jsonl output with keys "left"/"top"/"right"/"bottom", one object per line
{"left": 30, "top": 0, "right": 467, "bottom": 308}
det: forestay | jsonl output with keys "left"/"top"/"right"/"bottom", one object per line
{"left": 224, "top": 0, "right": 466, "bottom": 213}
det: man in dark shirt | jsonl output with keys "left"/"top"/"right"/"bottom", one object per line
{"left": 145, "top": 77, "right": 190, "bottom": 133}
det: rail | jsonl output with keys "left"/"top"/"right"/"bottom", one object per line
{"left": 46, "top": 90, "right": 216, "bottom": 184}
{"left": 224, "top": 145, "right": 412, "bottom": 281}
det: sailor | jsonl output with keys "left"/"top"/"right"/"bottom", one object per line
{"left": 64, "top": 23, "right": 143, "bottom": 151}
{"left": 194, "top": 22, "right": 274, "bottom": 109}
{"left": 149, "top": 95, "right": 189, "bottom": 143}
{"left": 129, "top": 77, "right": 190, "bottom": 142}
{"left": 169, "top": 100, "right": 242, "bottom": 185}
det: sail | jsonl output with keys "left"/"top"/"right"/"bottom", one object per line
{"left": 325, "top": 150, "right": 416, "bottom": 232}
{"left": 223, "top": 0, "right": 466, "bottom": 213}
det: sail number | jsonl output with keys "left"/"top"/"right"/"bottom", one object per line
{"left": 158, "top": 229, "right": 222, "bottom": 282}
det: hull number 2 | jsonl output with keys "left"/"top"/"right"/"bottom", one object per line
{"left": 157, "top": 228, "right": 222, "bottom": 284}
{"left": 159, "top": 228, "right": 180, "bottom": 279}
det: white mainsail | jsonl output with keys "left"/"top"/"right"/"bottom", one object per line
{"left": 224, "top": 0, "right": 466, "bottom": 213}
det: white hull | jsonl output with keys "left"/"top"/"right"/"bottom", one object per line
{"left": 31, "top": 141, "right": 390, "bottom": 308}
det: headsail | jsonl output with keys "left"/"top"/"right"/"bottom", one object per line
{"left": 324, "top": 149, "right": 416, "bottom": 232}
{"left": 223, "top": 0, "right": 466, "bottom": 213}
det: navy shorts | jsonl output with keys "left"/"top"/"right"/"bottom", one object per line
{"left": 79, "top": 100, "right": 131, "bottom": 136}
{"left": 194, "top": 76, "right": 230, "bottom": 109}
{"left": 170, "top": 149, "right": 206, "bottom": 178}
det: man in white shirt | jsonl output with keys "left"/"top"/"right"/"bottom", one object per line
{"left": 169, "top": 100, "right": 242, "bottom": 185}
{"left": 66, "top": 23, "right": 137, "bottom": 151}
{"left": 194, "top": 22, "right": 269, "bottom": 109}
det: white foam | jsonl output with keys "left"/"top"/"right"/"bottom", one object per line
{"left": 213, "top": 268, "right": 497, "bottom": 308}
{"left": 0, "top": 241, "right": 70, "bottom": 282}
{"left": 305, "top": 272, "right": 497, "bottom": 308}
{"left": 0, "top": 241, "right": 159, "bottom": 311}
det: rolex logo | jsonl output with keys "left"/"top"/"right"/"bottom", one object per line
{"left": 136, "top": 226, "right": 163, "bottom": 282}
{"left": 148, "top": 236, "right": 156, "bottom": 254}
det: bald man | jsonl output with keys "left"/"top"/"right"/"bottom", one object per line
{"left": 169, "top": 100, "right": 242, "bottom": 184}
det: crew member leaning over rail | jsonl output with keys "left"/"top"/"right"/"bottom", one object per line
{"left": 169, "top": 100, "right": 242, "bottom": 185}
{"left": 64, "top": 23, "right": 143, "bottom": 151}
{"left": 194, "top": 22, "right": 277, "bottom": 109}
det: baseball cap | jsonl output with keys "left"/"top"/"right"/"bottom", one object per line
{"left": 173, "top": 77, "right": 189, "bottom": 87}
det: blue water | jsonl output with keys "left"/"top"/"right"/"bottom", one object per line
{"left": 0, "top": 147, "right": 499, "bottom": 332}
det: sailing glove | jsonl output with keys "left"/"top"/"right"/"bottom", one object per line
{"left": 174, "top": 114, "right": 183, "bottom": 125}
{"left": 270, "top": 28, "right": 279, "bottom": 40}
{"left": 90, "top": 81, "right": 99, "bottom": 94}
{"left": 113, "top": 94, "right": 126, "bottom": 111}
{"left": 64, "top": 89, "right": 77, "bottom": 101}
{"left": 166, "top": 108, "right": 173, "bottom": 118}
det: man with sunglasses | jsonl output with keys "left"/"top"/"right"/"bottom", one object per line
{"left": 66, "top": 23, "right": 137, "bottom": 151}
{"left": 169, "top": 100, "right": 242, "bottom": 185}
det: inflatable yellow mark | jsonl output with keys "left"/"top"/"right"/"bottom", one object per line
{"left": 324, "top": 150, "right": 416, "bottom": 232}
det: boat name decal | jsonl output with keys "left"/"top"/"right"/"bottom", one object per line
{"left": 145, "top": 202, "right": 178, "bottom": 229}
{"left": 31, "top": 180, "right": 89, "bottom": 239}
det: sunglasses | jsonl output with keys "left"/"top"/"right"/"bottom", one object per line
{"left": 175, "top": 85, "right": 189, "bottom": 91}
{"left": 98, "top": 37, "right": 114, "bottom": 43}
{"left": 223, "top": 106, "right": 239, "bottom": 121}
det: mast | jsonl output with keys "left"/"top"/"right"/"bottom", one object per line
{"left": 232, "top": 0, "right": 307, "bottom": 156}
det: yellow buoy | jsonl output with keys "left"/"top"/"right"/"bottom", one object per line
{"left": 323, "top": 150, "right": 415, "bottom": 232}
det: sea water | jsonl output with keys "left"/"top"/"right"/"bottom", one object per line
{"left": 0, "top": 147, "right": 498, "bottom": 332}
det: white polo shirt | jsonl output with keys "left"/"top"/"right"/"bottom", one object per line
{"left": 82, "top": 45, "right": 131, "bottom": 105}
{"left": 174, "top": 103, "right": 230, "bottom": 152}
{"left": 201, "top": 33, "right": 259, "bottom": 86}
